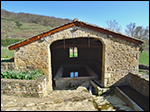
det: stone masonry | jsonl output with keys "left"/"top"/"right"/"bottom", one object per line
{"left": 129, "top": 72, "right": 149, "bottom": 99}
{"left": 12, "top": 25, "right": 140, "bottom": 88}
{"left": 1, "top": 74, "right": 51, "bottom": 97}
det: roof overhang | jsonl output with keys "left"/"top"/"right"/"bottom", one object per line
{"left": 8, "top": 20, "right": 144, "bottom": 50}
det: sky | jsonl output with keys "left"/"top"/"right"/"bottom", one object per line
{"left": 1, "top": 1, "right": 149, "bottom": 33}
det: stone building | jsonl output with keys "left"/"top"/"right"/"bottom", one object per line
{"left": 9, "top": 19, "right": 144, "bottom": 90}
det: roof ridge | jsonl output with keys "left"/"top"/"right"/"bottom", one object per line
{"left": 9, "top": 19, "right": 144, "bottom": 50}
{"left": 75, "top": 20, "right": 144, "bottom": 43}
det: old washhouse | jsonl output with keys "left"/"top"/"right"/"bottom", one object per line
{"left": 9, "top": 19, "right": 144, "bottom": 91}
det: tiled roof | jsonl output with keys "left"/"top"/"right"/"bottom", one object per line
{"left": 9, "top": 19, "right": 144, "bottom": 50}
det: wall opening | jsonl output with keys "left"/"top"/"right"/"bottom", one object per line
{"left": 70, "top": 71, "right": 78, "bottom": 77}
{"left": 50, "top": 37, "right": 103, "bottom": 89}
{"left": 69, "top": 47, "right": 78, "bottom": 58}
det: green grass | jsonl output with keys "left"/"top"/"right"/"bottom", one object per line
{"left": 139, "top": 51, "right": 149, "bottom": 66}
{"left": 1, "top": 17, "right": 53, "bottom": 39}
{"left": 1, "top": 57, "right": 14, "bottom": 62}
{"left": 1, "top": 48, "right": 14, "bottom": 58}
{"left": 139, "top": 69, "right": 149, "bottom": 74}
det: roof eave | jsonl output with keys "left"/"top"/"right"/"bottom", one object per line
{"left": 74, "top": 21, "right": 144, "bottom": 45}
{"left": 8, "top": 22, "right": 75, "bottom": 50}
{"left": 9, "top": 20, "right": 144, "bottom": 50}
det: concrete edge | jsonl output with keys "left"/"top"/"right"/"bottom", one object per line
{"left": 115, "top": 87, "right": 144, "bottom": 111}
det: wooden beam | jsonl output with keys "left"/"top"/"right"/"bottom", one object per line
{"left": 51, "top": 44, "right": 101, "bottom": 49}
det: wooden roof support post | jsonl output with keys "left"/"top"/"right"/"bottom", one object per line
{"left": 88, "top": 34, "right": 90, "bottom": 48}
{"left": 63, "top": 36, "right": 66, "bottom": 50}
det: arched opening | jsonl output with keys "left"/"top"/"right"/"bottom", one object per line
{"left": 50, "top": 37, "right": 104, "bottom": 89}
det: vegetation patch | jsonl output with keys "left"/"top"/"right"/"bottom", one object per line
{"left": 1, "top": 57, "right": 14, "bottom": 62}
{"left": 139, "top": 69, "right": 149, "bottom": 74}
{"left": 1, "top": 48, "right": 14, "bottom": 58}
{"left": 1, "top": 38, "right": 24, "bottom": 47}
{"left": 139, "top": 51, "right": 149, "bottom": 66}
{"left": 1, "top": 69, "right": 44, "bottom": 80}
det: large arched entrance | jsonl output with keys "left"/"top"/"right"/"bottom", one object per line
{"left": 50, "top": 37, "right": 104, "bottom": 89}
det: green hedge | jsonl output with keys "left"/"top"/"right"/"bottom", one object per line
{"left": 1, "top": 69, "right": 44, "bottom": 80}
{"left": 1, "top": 38, "right": 24, "bottom": 47}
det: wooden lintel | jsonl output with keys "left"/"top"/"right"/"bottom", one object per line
{"left": 51, "top": 44, "right": 101, "bottom": 50}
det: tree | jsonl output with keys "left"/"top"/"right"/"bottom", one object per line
{"left": 15, "top": 21, "right": 22, "bottom": 29}
{"left": 105, "top": 20, "right": 122, "bottom": 33}
{"left": 125, "top": 22, "right": 149, "bottom": 53}
{"left": 125, "top": 23, "right": 149, "bottom": 40}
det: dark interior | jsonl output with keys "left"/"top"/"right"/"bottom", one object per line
{"left": 50, "top": 37, "right": 103, "bottom": 82}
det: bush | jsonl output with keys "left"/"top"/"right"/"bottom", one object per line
{"left": 1, "top": 69, "right": 44, "bottom": 80}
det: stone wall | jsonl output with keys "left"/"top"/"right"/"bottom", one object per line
{"left": 104, "top": 36, "right": 139, "bottom": 87}
{"left": 14, "top": 41, "right": 50, "bottom": 75}
{"left": 54, "top": 77, "right": 96, "bottom": 90}
{"left": 1, "top": 62, "right": 15, "bottom": 70}
{"left": 47, "top": 27, "right": 140, "bottom": 87}
{"left": 1, "top": 75, "right": 51, "bottom": 97}
{"left": 13, "top": 26, "right": 140, "bottom": 87}
{"left": 129, "top": 72, "right": 149, "bottom": 99}
{"left": 13, "top": 40, "right": 53, "bottom": 91}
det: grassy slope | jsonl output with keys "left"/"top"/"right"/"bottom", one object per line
{"left": 1, "top": 17, "right": 53, "bottom": 39}
{"left": 1, "top": 48, "right": 14, "bottom": 58}
{"left": 1, "top": 17, "right": 52, "bottom": 59}
{"left": 139, "top": 51, "right": 149, "bottom": 66}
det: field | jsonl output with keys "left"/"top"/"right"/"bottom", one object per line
{"left": 1, "top": 47, "right": 14, "bottom": 58}
{"left": 1, "top": 17, "right": 53, "bottom": 39}
{"left": 139, "top": 51, "right": 149, "bottom": 66}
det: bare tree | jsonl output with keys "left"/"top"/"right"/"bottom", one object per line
{"left": 105, "top": 20, "right": 122, "bottom": 33}
{"left": 125, "top": 23, "right": 136, "bottom": 37}
{"left": 125, "top": 22, "right": 149, "bottom": 40}
{"left": 125, "top": 22, "right": 149, "bottom": 53}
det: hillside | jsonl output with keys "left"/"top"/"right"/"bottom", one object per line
{"left": 1, "top": 9, "right": 148, "bottom": 52}
{"left": 1, "top": 9, "right": 72, "bottom": 39}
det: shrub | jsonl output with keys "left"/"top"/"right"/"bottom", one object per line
{"left": 1, "top": 69, "right": 44, "bottom": 80}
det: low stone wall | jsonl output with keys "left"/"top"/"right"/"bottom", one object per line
{"left": 1, "top": 62, "right": 15, "bottom": 70}
{"left": 54, "top": 77, "right": 96, "bottom": 90}
{"left": 129, "top": 72, "right": 149, "bottom": 99}
{"left": 1, "top": 75, "right": 51, "bottom": 97}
